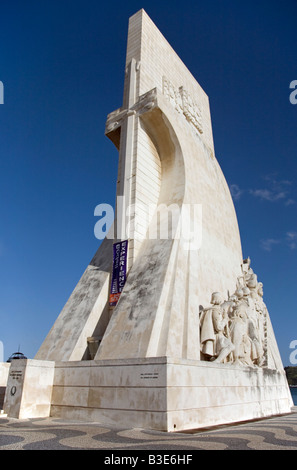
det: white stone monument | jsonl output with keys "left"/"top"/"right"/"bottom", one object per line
{"left": 2, "top": 10, "right": 292, "bottom": 431}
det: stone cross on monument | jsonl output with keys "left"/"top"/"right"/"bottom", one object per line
{"left": 108, "top": 58, "right": 138, "bottom": 246}
{"left": 3, "top": 9, "right": 290, "bottom": 431}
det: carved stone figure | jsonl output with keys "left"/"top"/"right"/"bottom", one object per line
{"left": 200, "top": 292, "right": 235, "bottom": 363}
{"left": 200, "top": 260, "right": 268, "bottom": 367}
{"left": 229, "top": 298, "right": 252, "bottom": 366}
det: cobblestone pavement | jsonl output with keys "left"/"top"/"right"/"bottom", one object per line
{"left": 0, "top": 408, "right": 297, "bottom": 451}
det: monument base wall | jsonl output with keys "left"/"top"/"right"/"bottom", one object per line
{"left": 50, "top": 358, "right": 293, "bottom": 432}
{"left": 0, "top": 362, "right": 10, "bottom": 410}
{"left": 3, "top": 359, "right": 55, "bottom": 419}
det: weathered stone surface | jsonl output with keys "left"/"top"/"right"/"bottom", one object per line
{"left": 49, "top": 358, "right": 292, "bottom": 432}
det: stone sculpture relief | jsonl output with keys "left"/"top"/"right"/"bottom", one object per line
{"left": 162, "top": 76, "right": 203, "bottom": 134}
{"left": 200, "top": 258, "right": 267, "bottom": 367}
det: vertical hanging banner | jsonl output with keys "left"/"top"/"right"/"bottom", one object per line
{"left": 109, "top": 240, "right": 128, "bottom": 306}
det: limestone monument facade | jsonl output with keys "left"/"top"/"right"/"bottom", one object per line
{"left": 1, "top": 10, "right": 292, "bottom": 431}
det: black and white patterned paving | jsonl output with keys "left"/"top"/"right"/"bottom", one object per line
{"left": 1, "top": 408, "right": 297, "bottom": 451}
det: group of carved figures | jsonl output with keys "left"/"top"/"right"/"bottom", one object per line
{"left": 200, "top": 258, "right": 267, "bottom": 367}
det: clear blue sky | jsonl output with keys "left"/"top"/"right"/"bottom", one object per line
{"left": 0, "top": 0, "right": 296, "bottom": 365}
